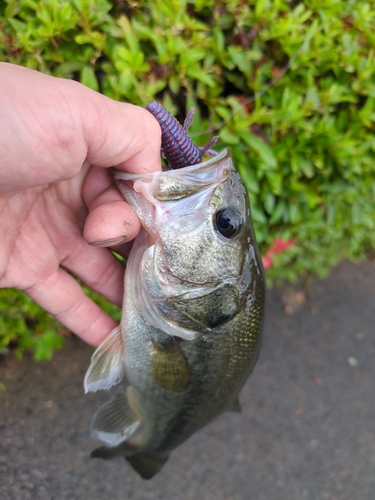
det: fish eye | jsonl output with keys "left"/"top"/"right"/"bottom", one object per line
{"left": 215, "top": 207, "right": 243, "bottom": 238}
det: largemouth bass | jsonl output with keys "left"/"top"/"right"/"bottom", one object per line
{"left": 84, "top": 146, "right": 265, "bottom": 479}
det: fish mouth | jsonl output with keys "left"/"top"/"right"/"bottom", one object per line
{"left": 111, "top": 148, "right": 232, "bottom": 227}
{"left": 111, "top": 148, "right": 231, "bottom": 182}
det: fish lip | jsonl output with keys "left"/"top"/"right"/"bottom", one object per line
{"left": 111, "top": 147, "right": 232, "bottom": 180}
{"left": 111, "top": 147, "right": 235, "bottom": 240}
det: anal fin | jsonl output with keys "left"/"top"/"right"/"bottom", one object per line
{"left": 91, "top": 389, "right": 142, "bottom": 447}
{"left": 84, "top": 325, "right": 124, "bottom": 393}
{"left": 126, "top": 453, "right": 169, "bottom": 480}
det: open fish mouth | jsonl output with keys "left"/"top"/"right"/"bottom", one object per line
{"left": 110, "top": 148, "right": 232, "bottom": 234}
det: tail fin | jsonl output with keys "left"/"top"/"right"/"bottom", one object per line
{"left": 91, "top": 445, "right": 169, "bottom": 480}
{"left": 126, "top": 453, "right": 169, "bottom": 479}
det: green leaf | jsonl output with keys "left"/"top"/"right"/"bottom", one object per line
{"left": 255, "top": 0, "right": 271, "bottom": 16}
{"left": 169, "top": 74, "right": 180, "bottom": 94}
{"left": 185, "top": 66, "right": 215, "bottom": 86}
{"left": 54, "top": 62, "right": 83, "bottom": 78}
{"left": 80, "top": 66, "right": 99, "bottom": 91}
{"left": 289, "top": 203, "right": 302, "bottom": 224}
{"left": 263, "top": 192, "right": 275, "bottom": 214}
{"left": 238, "top": 163, "right": 260, "bottom": 194}
{"left": 227, "top": 47, "right": 252, "bottom": 76}
{"left": 213, "top": 26, "right": 224, "bottom": 53}
{"left": 180, "top": 47, "right": 207, "bottom": 66}
{"left": 33, "top": 331, "right": 65, "bottom": 361}
{"left": 219, "top": 127, "right": 240, "bottom": 145}
{"left": 269, "top": 200, "right": 287, "bottom": 224}
{"left": 5, "top": 0, "right": 20, "bottom": 19}
{"left": 238, "top": 132, "right": 277, "bottom": 168}
{"left": 250, "top": 204, "right": 267, "bottom": 224}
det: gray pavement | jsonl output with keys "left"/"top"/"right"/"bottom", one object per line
{"left": 1, "top": 260, "right": 375, "bottom": 500}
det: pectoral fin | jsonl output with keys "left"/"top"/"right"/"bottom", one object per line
{"left": 150, "top": 339, "right": 190, "bottom": 391}
{"left": 126, "top": 453, "right": 169, "bottom": 479}
{"left": 84, "top": 326, "right": 124, "bottom": 393}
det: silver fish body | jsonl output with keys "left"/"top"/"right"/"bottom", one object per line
{"left": 84, "top": 148, "right": 265, "bottom": 479}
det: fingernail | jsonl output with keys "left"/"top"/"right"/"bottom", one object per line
{"left": 89, "top": 235, "right": 128, "bottom": 247}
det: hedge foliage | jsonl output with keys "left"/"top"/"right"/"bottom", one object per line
{"left": 1, "top": 0, "right": 375, "bottom": 357}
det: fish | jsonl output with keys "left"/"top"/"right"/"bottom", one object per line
{"left": 84, "top": 107, "right": 265, "bottom": 480}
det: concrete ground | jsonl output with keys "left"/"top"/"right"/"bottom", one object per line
{"left": 1, "top": 260, "right": 374, "bottom": 500}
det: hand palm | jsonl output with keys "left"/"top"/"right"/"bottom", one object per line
{"left": 0, "top": 63, "right": 161, "bottom": 346}
{"left": 0, "top": 168, "right": 126, "bottom": 345}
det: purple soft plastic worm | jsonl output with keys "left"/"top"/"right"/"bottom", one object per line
{"left": 146, "top": 101, "right": 218, "bottom": 170}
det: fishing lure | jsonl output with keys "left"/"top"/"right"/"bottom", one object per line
{"left": 146, "top": 101, "right": 218, "bottom": 170}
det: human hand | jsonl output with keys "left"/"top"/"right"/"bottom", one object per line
{"left": 0, "top": 63, "right": 161, "bottom": 346}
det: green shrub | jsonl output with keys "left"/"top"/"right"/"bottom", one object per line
{"left": 1, "top": 0, "right": 375, "bottom": 356}
{"left": 0, "top": 287, "right": 66, "bottom": 359}
{"left": 0, "top": 286, "right": 120, "bottom": 359}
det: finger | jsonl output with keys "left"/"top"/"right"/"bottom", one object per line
{"left": 83, "top": 201, "right": 140, "bottom": 247}
{"left": 0, "top": 65, "right": 88, "bottom": 190}
{"left": 82, "top": 166, "right": 141, "bottom": 246}
{"left": 0, "top": 66, "right": 162, "bottom": 191}
{"left": 81, "top": 165, "right": 113, "bottom": 209}
{"left": 81, "top": 96, "right": 162, "bottom": 175}
{"left": 61, "top": 243, "right": 125, "bottom": 308}
{"left": 82, "top": 181, "right": 141, "bottom": 246}
{"left": 25, "top": 268, "right": 118, "bottom": 346}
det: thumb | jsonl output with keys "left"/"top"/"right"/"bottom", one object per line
{"left": 0, "top": 63, "right": 162, "bottom": 191}
{"left": 80, "top": 91, "right": 162, "bottom": 175}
